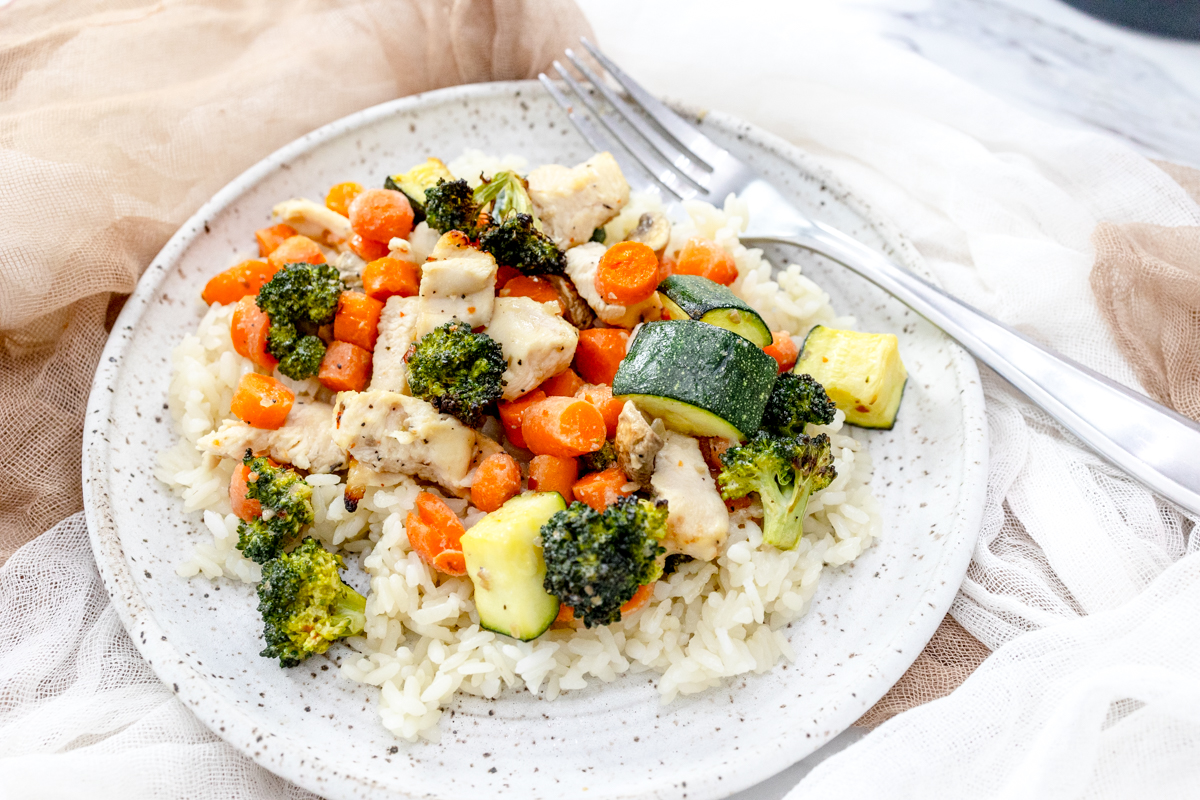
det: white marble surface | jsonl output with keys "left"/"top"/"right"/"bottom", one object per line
{"left": 575, "top": 0, "right": 1200, "bottom": 797}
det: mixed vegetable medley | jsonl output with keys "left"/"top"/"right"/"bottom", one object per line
{"left": 194, "top": 152, "right": 908, "bottom": 669}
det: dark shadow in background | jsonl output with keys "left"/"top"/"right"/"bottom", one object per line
{"left": 1060, "top": 0, "right": 1200, "bottom": 39}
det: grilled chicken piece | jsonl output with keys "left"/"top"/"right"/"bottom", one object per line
{"left": 331, "top": 390, "right": 488, "bottom": 492}
{"left": 272, "top": 198, "right": 354, "bottom": 251}
{"left": 650, "top": 431, "right": 729, "bottom": 561}
{"left": 370, "top": 296, "right": 419, "bottom": 393}
{"left": 485, "top": 296, "right": 579, "bottom": 400}
{"left": 615, "top": 401, "right": 665, "bottom": 489}
{"left": 417, "top": 231, "right": 497, "bottom": 337}
{"left": 564, "top": 242, "right": 661, "bottom": 328}
{"left": 198, "top": 400, "right": 346, "bottom": 473}
{"left": 528, "top": 152, "right": 630, "bottom": 250}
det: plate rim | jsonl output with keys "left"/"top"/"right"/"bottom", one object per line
{"left": 82, "top": 79, "right": 988, "bottom": 800}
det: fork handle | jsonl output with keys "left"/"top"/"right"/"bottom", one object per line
{"left": 746, "top": 215, "right": 1200, "bottom": 518}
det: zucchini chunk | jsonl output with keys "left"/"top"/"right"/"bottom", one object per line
{"left": 613, "top": 320, "right": 778, "bottom": 441}
{"left": 795, "top": 325, "right": 907, "bottom": 429}
{"left": 461, "top": 492, "right": 564, "bottom": 641}
{"left": 657, "top": 275, "right": 772, "bottom": 346}
{"left": 384, "top": 157, "right": 455, "bottom": 223}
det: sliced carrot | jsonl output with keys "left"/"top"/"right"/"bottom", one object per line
{"left": 763, "top": 330, "right": 799, "bottom": 373}
{"left": 498, "top": 389, "right": 547, "bottom": 450}
{"left": 501, "top": 275, "right": 563, "bottom": 314}
{"left": 230, "top": 463, "right": 263, "bottom": 521}
{"left": 318, "top": 341, "right": 372, "bottom": 392}
{"left": 595, "top": 241, "right": 660, "bottom": 305}
{"left": 674, "top": 237, "right": 738, "bottom": 286}
{"left": 405, "top": 492, "right": 467, "bottom": 576}
{"left": 470, "top": 452, "right": 523, "bottom": 513}
{"left": 658, "top": 255, "right": 676, "bottom": 284}
{"left": 574, "top": 383, "right": 623, "bottom": 438}
{"left": 522, "top": 397, "right": 606, "bottom": 458}
{"left": 556, "top": 581, "right": 654, "bottom": 626}
{"left": 495, "top": 265, "right": 522, "bottom": 292}
{"left": 267, "top": 235, "right": 326, "bottom": 271}
{"left": 325, "top": 181, "right": 363, "bottom": 217}
{"left": 572, "top": 466, "right": 634, "bottom": 512}
{"left": 528, "top": 454, "right": 579, "bottom": 500}
{"left": 555, "top": 604, "right": 576, "bottom": 624}
{"left": 230, "top": 373, "right": 294, "bottom": 430}
{"left": 349, "top": 188, "right": 414, "bottom": 244}
{"left": 334, "top": 291, "right": 385, "bottom": 352}
{"left": 574, "top": 328, "right": 629, "bottom": 386}
{"left": 255, "top": 223, "right": 297, "bottom": 258}
{"left": 349, "top": 233, "right": 391, "bottom": 262}
{"left": 362, "top": 256, "right": 420, "bottom": 301}
{"left": 540, "top": 368, "right": 585, "bottom": 398}
{"left": 230, "top": 295, "right": 277, "bottom": 369}
{"left": 202, "top": 259, "right": 280, "bottom": 306}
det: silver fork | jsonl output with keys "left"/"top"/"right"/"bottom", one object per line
{"left": 540, "top": 38, "right": 1200, "bottom": 518}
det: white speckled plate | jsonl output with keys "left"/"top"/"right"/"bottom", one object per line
{"left": 82, "top": 82, "right": 987, "bottom": 800}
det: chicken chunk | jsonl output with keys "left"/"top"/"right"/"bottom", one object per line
{"left": 615, "top": 401, "right": 666, "bottom": 490}
{"left": 528, "top": 152, "right": 630, "bottom": 250}
{"left": 651, "top": 432, "right": 729, "bottom": 561}
{"left": 564, "top": 242, "right": 661, "bottom": 328}
{"left": 272, "top": 198, "right": 354, "bottom": 251}
{"left": 331, "top": 390, "right": 487, "bottom": 492}
{"left": 198, "top": 400, "right": 346, "bottom": 473}
{"left": 485, "top": 296, "right": 579, "bottom": 400}
{"left": 417, "top": 231, "right": 497, "bottom": 337}
{"left": 370, "top": 296, "right": 419, "bottom": 393}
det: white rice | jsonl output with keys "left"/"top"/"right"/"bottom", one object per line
{"left": 158, "top": 156, "right": 882, "bottom": 743}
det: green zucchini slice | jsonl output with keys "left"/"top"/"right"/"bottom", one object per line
{"left": 795, "top": 325, "right": 907, "bottom": 429}
{"left": 613, "top": 320, "right": 778, "bottom": 440}
{"left": 657, "top": 275, "right": 772, "bottom": 346}
{"left": 384, "top": 157, "right": 455, "bottom": 223}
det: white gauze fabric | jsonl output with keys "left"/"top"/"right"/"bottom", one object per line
{"left": 583, "top": 1, "right": 1200, "bottom": 796}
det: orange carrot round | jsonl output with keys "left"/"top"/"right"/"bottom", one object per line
{"left": 230, "top": 373, "right": 294, "bottom": 429}
{"left": 674, "top": 237, "right": 737, "bottom": 286}
{"left": 501, "top": 275, "right": 563, "bottom": 313}
{"left": 230, "top": 295, "right": 277, "bottom": 369}
{"left": 230, "top": 462, "right": 264, "bottom": 520}
{"left": 572, "top": 466, "right": 633, "bottom": 512}
{"left": 495, "top": 265, "right": 522, "bottom": 292}
{"left": 406, "top": 492, "right": 467, "bottom": 576}
{"left": 470, "top": 452, "right": 523, "bottom": 513}
{"left": 528, "top": 454, "right": 579, "bottom": 500}
{"left": 362, "top": 256, "right": 420, "bottom": 301}
{"left": 318, "top": 341, "right": 372, "bottom": 392}
{"left": 574, "top": 328, "right": 629, "bottom": 386}
{"left": 498, "top": 389, "right": 547, "bottom": 450}
{"left": 522, "top": 397, "right": 606, "bottom": 458}
{"left": 540, "top": 368, "right": 585, "bottom": 398}
{"left": 267, "top": 235, "right": 326, "bottom": 271}
{"left": 255, "top": 223, "right": 297, "bottom": 258}
{"left": 763, "top": 330, "right": 799, "bottom": 373}
{"left": 334, "top": 291, "right": 385, "bottom": 352}
{"left": 349, "top": 188, "right": 414, "bottom": 244}
{"left": 574, "top": 383, "right": 623, "bottom": 438}
{"left": 349, "top": 233, "right": 391, "bottom": 262}
{"left": 202, "top": 259, "right": 280, "bottom": 306}
{"left": 325, "top": 181, "right": 363, "bottom": 216}
{"left": 595, "top": 241, "right": 660, "bottom": 305}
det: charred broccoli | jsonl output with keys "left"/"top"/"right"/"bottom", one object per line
{"left": 424, "top": 178, "right": 480, "bottom": 237}
{"left": 580, "top": 440, "right": 618, "bottom": 473}
{"left": 539, "top": 496, "right": 667, "bottom": 628}
{"left": 235, "top": 453, "right": 314, "bottom": 564}
{"left": 478, "top": 213, "right": 565, "bottom": 276}
{"left": 718, "top": 432, "right": 837, "bottom": 550}
{"left": 405, "top": 320, "right": 507, "bottom": 427}
{"left": 761, "top": 372, "right": 837, "bottom": 438}
{"left": 257, "top": 537, "right": 366, "bottom": 667}
{"left": 473, "top": 170, "right": 536, "bottom": 221}
{"left": 255, "top": 262, "right": 343, "bottom": 380}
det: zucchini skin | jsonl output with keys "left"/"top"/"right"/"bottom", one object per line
{"left": 657, "top": 275, "right": 772, "bottom": 346}
{"left": 613, "top": 320, "right": 778, "bottom": 439}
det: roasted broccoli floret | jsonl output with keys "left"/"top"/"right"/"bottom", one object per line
{"left": 424, "top": 178, "right": 480, "bottom": 237}
{"left": 473, "top": 170, "right": 536, "bottom": 221}
{"left": 235, "top": 453, "right": 314, "bottom": 564}
{"left": 718, "top": 432, "right": 837, "bottom": 551}
{"left": 255, "top": 262, "right": 343, "bottom": 380}
{"left": 479, "top": 213, "right": 566, "bottom": 276}
{"left": 257, "top": 537, "right": 366, "bottom": 667}
{"left": 761, "top": 372, "right": 837, "bottom": 438}
{"left": 405, "top": 320, "right": 506, "bottom": 427}
{"left": 580, "top": 440, "right": 618, "bottom": 473}
{"left": 539, "top": 496, "right": 667, "bottom": 628}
